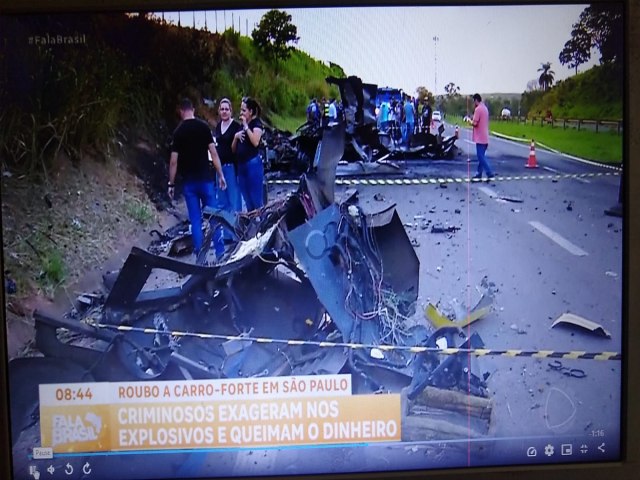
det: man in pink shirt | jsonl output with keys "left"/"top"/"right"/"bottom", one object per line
{"left": 471, "top": 93, "right": 494, "bottom": 180}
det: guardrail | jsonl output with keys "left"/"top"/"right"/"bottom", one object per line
{"left": 496, "top": 116, "right": 623, "bottom": 135}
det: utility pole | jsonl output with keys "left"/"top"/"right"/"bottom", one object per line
{"left": 433, "top": 35, "right": 439, "bottom": 99}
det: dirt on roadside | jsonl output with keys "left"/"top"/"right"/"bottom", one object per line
{"left": 2, "top": 143, "right": 182, "bottom": 359}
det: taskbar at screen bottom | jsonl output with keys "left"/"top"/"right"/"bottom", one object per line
{"left": 16, "top": 435, "right": 620, "bottom": 480}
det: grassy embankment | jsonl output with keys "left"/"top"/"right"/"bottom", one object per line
{"left": 232, "top": 35, "right": 340, "bottom": 131}
{"left": 1, "top": 14, "right": 344, "bottom": 299}
{"left": 446, "top": 116, "right": 623, "bottom": 165}
{"left": 489, "top": 121, "right": 622, "bottom": 164}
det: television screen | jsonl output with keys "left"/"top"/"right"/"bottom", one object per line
{"left": 1, "top": 1, "right": 637, "bottom": 480}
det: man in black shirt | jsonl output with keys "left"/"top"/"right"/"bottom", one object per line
{"left": 421, "top": 101, "right": 432, "bottom": 134}
{"left": 168, "top": 98, "right": 227, "bottom": 257}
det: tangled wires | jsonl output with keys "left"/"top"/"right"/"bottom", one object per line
{"left": 333, "top": 204, "right": 413, "bottom": 346}
{"left": 334, "top": 204, "right": 384, "bottom": 322}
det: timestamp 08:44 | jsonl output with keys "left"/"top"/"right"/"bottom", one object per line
{"left": 55, "top": 387, "right": 94, "bottom": 402}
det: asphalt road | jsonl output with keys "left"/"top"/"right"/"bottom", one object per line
{"left": 265, "top": 124, "right": 624, "bottom": 470}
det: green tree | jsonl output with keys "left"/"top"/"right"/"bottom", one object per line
{"left": 559, "top": 4, "right": 623, "bottom": 69}
{"left": 520, "top": 89, "right": 545, "bottom": 117}
{"left": 537, "top": 62, "right": 555, "bottom": 91}
{"left": 443, "top": 82, "right": 461, "bottom": 98}
{"left": 559, "top": 26, "right": 591, "bottom": 74}
{"left": 415, "top": 86, "right": 434, "bottom": 105}
{"left": 251, "top": 10, "right": 300, "bottom": 71}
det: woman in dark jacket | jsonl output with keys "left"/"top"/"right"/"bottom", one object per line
{"left": 232, "top": 97, "right": 265, "bottom": 211}
{"left": 214, "top": 98, "right": 242, "bottom": 213}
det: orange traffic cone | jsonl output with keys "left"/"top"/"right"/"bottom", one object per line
{"left": 525, "top": 139, "right": 538, "bottom": 168}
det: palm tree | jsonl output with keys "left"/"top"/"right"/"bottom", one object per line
{"left": 537, "top": 62, "right": 556, "bottom": 91}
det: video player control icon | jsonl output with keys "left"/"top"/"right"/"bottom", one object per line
{"left": 526, "top": 447, "right": 537, "bottom": 457}
{"left": 47, "top": 465, "right": 55, "bottom": 475}
{"left": 544, "top": 444, "right": 555, "bottom": 457}
{"left": 64, "top": 463, "right": 74, "bottom": 475}
{"left": 561, "top": 444, "right": 573, "bottom": 456}
{"left": 82, "top": 462, "right": 92, "bottom": 475}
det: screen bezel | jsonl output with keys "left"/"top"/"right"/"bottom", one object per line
{"left": 0, "top": 0, "right": 637, "bottom": 479}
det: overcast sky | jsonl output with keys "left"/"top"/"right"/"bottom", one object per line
{"left": 154, "top": 5, "right": 598, "bottom": 96}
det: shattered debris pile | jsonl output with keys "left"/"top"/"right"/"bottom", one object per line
{"left": 13, "top": 126, "right": 491, "bottom": 447}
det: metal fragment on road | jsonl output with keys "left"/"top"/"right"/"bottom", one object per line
{"left": 551, "top": 313, "right": 612, "bottom": 338}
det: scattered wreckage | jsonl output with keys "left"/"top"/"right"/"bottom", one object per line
{"left": 263, "top": 76, "right": 460, "bottom": 174}
{"left": 9, "top": 122, "right": 489, "bottom": 448}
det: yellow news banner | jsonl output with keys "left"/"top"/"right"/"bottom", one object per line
{"left": 39, "top": 375, "right": 400, "bottom": 452}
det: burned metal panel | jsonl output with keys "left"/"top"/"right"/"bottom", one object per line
{"left": 349, "top": 136, "right": 370, "bottom": 162}
{"left": 295, "top": 121, "right": 345, "bottom": 213}
{"left": 104, "top": 247, "right": 219, "bottom": 312}
{"left": 312, "top": 121, "right": 345, "bottom": 205}
{"left": 361, "top": 82, "right": 378, "bottom": 125}
{"left": 327, "top": 76, "right": 376, "bottom": 129}
{"left": 288, "top": 204, "right": 355, "bottom": 338}
{"left": 166, "top": 266, "right": 329, "bottom": 380}
{"left": 33, "top": 311, "right": 139, "bottom": 382}
{"left": 369, "top": 208, "right": 420, "bottom": 316}
{"left": 551, "top": 313, "right": 612, "bottom": 338}
{"left": 291, "top": 347, "right": 349, "bottom": 376}
{"left": 327, "top": 76, "right": 358, "bottom": 132}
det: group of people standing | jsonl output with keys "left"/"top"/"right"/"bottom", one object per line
{"left": 377, "top": 97, "right": 432, "bottom": 146}
{"left": 167, "top": 91, "right": 493, "bottom": 261}
{"left": 167, "top": 96, "right": 265, "bottom": 260}
{"left": 306, "top": 97, "right": 342, "bottom": 127}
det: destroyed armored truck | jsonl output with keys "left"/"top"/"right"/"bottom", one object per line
{"left": 9, "top": 122, "right": 490, "bottom": 451}
{"left": 263, "top": 76, "right": 460, "bottom": 173}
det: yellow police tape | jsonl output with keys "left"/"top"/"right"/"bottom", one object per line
{"left": 95, "top": 323, "right": 621, "bottom": 361}
{"left": 266, "top": 172, "right": 619, "bottom": 186}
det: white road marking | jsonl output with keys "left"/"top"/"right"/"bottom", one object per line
{"left": 528, "top": 221, "right": 588, "bottom": 256}
{"left": 544, "top": 165, "right": 590, "bottom": 183}
{"left": 478, "top": 185, "right": 497, "bottom": 198}
{"left": 574, "top": 176, "right": 591, "bottom": 184}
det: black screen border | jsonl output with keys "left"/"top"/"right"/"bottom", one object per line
{"left": 0, "top": 0, "right": 637, "bottom": 479}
